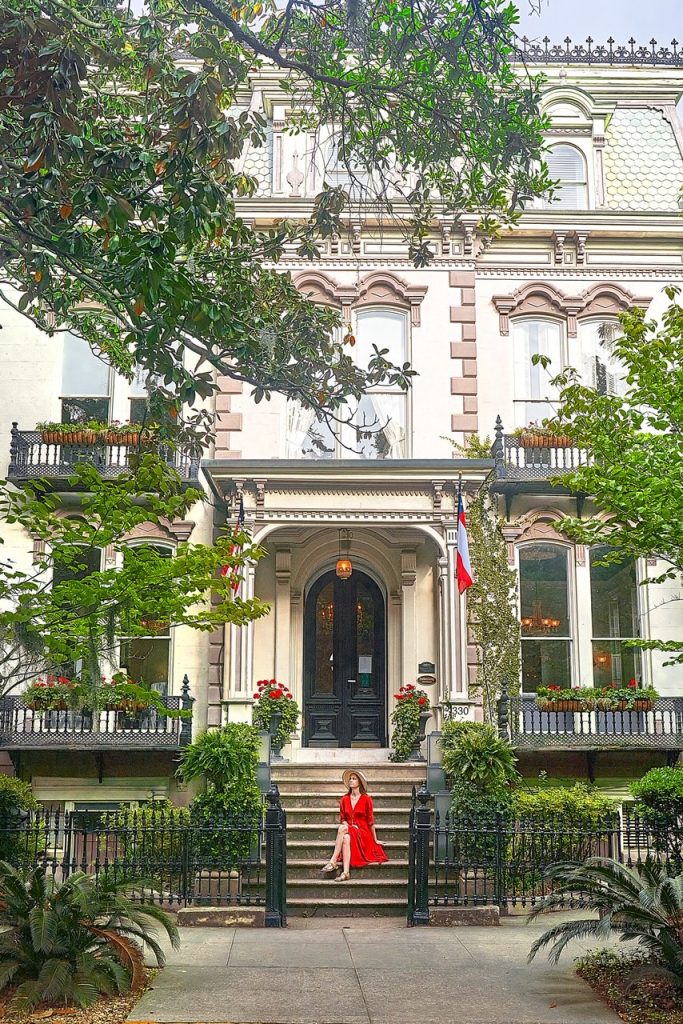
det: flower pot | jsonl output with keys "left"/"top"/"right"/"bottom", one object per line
{"left": 406, "top": 710, "right": 431, "bottom": 762}
{"left": 41, "top": 430, "right": 61, "bottom": 444}
{"left": 536, "top": 699, "right": 588, "bottom": 712}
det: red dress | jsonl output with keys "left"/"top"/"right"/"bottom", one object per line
{"left": 339, "top": 793, "right": 389, "bottom": 867}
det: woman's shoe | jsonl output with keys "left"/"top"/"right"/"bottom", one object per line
{"left": 321, "top": 861, "right": 339, "bottom": 874}
{"left": 338, "top": 871, "right": 350, "bottom": 881}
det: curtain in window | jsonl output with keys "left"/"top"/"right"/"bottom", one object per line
{"left": 285, "top": 402, "right": 317, "bottom": 458}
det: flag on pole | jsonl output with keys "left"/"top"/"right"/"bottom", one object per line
{"left": 456, "top": 489, "right": 473, "bottom": 594}
{"left": 220, "top": 495, "right": 245, "bottom": 593}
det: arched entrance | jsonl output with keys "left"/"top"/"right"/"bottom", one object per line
{"left": 303, "top": 569, "right": 386, "bottom": 747}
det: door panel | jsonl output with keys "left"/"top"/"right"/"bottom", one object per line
{"left": 304, "top": 570, "right": 386, "bottom": 747}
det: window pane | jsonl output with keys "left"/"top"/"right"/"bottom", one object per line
{"left": 578, "top": 321, "right": 627, "bottom": 396}
{"left": 354, "top": 310, "right": 406, "bottom": 374}
{"left": 543, "top": 145, "right": 587, "bottom": 210}
{"left": 314, "top": 582, "right": 335, "bottom": 695}
{"left": 519, "top": 544, "right": 570, "bottom": 636}
{"left": 590, "top": 546, "right": 639, "bottom": 638}
{"left": 521, "top": 639, "right": 572, "bottom": 692}
{"left": 512, "top": 320, "right": 561, "bottom": 425}
{"left": 120, "top": 638, "right": 169, "bottom": 690}
{"left": 53, "top": 545, "right": 101, "bottom": 587}
{"left": 344, "top": 393, "right": 406, "bottom": 459}
{"left": 286, "top": 404, "right": 336, "bottom": 459}
{"left": 62, "top": 333, "right": 110, "bottom": 396}
{"left": 62, "top": 398, "right": 110, "bottom": 424}
{"left": 591, "top": 640, "right": 642, "bottom": 689}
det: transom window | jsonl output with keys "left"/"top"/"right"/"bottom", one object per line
{"left": 542, "top": 144, "right": 588, "bottom": 210}
{"left": 519, "top": 543, "right": 572, "bottom": 692}
{"left": 287, "top": 309, "right": 408, "bottom": 460}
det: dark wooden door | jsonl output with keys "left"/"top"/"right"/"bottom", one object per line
{"left": 303, "top": 570, "right": 386, "bottom": 747}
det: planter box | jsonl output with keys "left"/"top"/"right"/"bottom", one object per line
{"left": 41, "top": 429, "right": 98, "bottom": 444}
{"left": 105, "top": 431, "right": 140, "bottom": 445}
{"left": 536, "top": 700, "right": 592, "bottom": 713}
{"left": 519, "top": 433, "right": 573, "bottom": 449}
{"left": 614, "top": 699, "right": 653, "bottom": 712}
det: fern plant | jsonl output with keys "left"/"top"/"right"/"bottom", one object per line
{"left": 0, "top": 863, "right": 178, "bottom": 1010}
{"left": 528, "top": 856, "right": 683, "bottom": 989}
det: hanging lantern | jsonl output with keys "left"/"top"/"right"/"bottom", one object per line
{"left": 335, "top": 529, "right": 353, "bottom": 580}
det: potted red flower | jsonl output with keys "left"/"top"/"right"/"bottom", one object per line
{"left": 389, "top": 684, "right": 431, "bottom": 762}
{"left": 251, "top": 679, "right": 300, "bottom": 760}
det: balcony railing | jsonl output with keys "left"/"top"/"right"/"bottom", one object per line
{"left": 8, "top": 425, "right": 200, "bottom": 483}
{"left": 495, "top": 695, "right": 683, "bottom": 751}
{"left": 491, "top": 416, "right": 593, "bottom": 482}
{"left": 0, "top": 695, "right": 192, "bottom": 750}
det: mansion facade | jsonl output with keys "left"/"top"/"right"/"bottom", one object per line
{"left": 2, "top": 46, "right": 683, "bottom": 803}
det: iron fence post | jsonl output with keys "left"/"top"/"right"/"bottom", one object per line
{"left": 265, "top": 783, "right": 286, "bottom": 927}
{"left": 179, "top": 675, "right": 193, "bottom": 746}
{"left": 494, "top": 811, "right": 506, "bottom": 908}
{"left": 413, "top": 783, "right": 432, "bottom": 926}
{"left": 406, "top": 787, "right": 416, "bottom": 926}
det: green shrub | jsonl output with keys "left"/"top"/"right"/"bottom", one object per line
{"left": 630, "top": 765, "right": 683, "bottom": 866}
{"left": 177, "top": 724, "right": 262, "bottom": 866}
{"left": 441, "top": 722, "right": 519, "bottom": 802}
{"left": 512, "top": 783, "right": 616, "bottom": 826}
{"left": 0, "top": 776, "right": 39, "bottom": 866}
{"left": 0, "top": 862, "right": 178, "bottom": 1010}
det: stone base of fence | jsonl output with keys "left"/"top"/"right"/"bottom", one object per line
{"left": 178, "top": 906, "right": 265, "bottom": 928}
{"left": 430, "top": 906, "right": 500, "bottom": 927}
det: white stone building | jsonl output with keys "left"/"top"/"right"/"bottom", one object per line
{"left": 2, "top": 43, "right": 683, "bottom": 799}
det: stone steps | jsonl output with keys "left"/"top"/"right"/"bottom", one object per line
{"left": 270, "top": 762, "right": 424, "bottom": 916}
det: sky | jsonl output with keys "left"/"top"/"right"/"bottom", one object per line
{"left": 516, "top": 0, "right": 682, "bottom": 46}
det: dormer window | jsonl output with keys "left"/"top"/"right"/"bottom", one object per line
{"left": 543, "top": 144, "right": 588, "bottom": 210}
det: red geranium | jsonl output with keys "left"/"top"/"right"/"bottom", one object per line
{"left": 418, "top": 696, "right": 427, "bottom": 706}
{"left": 286, "top": 694, "right": 293, "bottom": 699}
{"left": 253, "top": 693, "right": 260, "bottom": 700}
{"left": 628, "top": 678, "right": 638, "bottom": 688}
{"left": 269, "top": 689, "right": 283, "bottom": 699}
{"left": 395, "top": 693, "right": 405, "bottom": 700}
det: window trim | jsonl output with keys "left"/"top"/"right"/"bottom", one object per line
{"left": 517, "top": 539, "right": 578, "bottom": 693}
{"left": 541, "top": 142, "right": 589, "bottom": 210}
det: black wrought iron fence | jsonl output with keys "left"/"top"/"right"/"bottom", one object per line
{"left": 0, "top": 785, "right": 287, "bottom": 926}
{"left": 407, "top": 788, "right": 682, "bottom": 926}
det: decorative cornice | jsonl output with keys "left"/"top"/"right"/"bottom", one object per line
{"left": 493, "top": 279, "right": 653, "bottom": 335}
{"left": 356, "top": 271, "right": 428, "bottom": 325}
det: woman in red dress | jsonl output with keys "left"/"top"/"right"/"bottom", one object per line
{"left": 321, "top": 769, "right": 388, "bottom": 880}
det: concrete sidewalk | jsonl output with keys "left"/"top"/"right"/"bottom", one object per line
{"left": 129, "top": 915, "right": 621, "bottom": 1024}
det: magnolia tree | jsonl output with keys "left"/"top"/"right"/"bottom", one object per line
{"left": 539, "top": 290, "right": 683, "bottom": 664}
{"left": 0, "top": 0, "right": 550, "bottom": 439}
{"left": 0, "top": 456, "right": 267, "bottom": 696}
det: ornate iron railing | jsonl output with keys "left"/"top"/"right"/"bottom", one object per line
{"left": 407, "top": 789, "right": 683, "bottom": 922}
{"left": 0, "top": 788, "right": 287, "bottom": 924}
{"left": 499, "top": 695, "right": 683, "bottom": 751}
{"left": 491, "top": 417, "right": 593, "bottom": 481}
{"left": 516, "top": 36, "right": 683, "bottom": 67}
{"left": 8, "top": 425, "right": 200, "bottom": 483}
{"left": 0, "top": 694, "right": 193, "bottom": 749}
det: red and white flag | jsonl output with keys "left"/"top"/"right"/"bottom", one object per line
{"left": 220, "top": 495, "right": 245, "bottom": 593}
{"left": 456, "top": 490, "right": 473, "bottom": 594}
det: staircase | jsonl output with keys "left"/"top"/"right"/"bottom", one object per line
{"left": 272, "top": 763, "right": 426, "bottom": 917}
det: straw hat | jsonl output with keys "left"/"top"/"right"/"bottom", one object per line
{"left": 342, "top": 768, "right": 368, "bottom": 792}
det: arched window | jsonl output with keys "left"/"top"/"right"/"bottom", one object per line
{"left": 287, "top": 309, "right": 408, "bottom": 460}
{"left": 119, "top": 544, "right": 173, "bottom": 695}
{"left": 578, "top": 320, "right": 628, "bottom": 397}
{"left": 519, "top": 543, "right": 572, "bottom": 691}
{"left": 543, "top": 145, "right": 588, "bottom": 210}
{"left": 511, "top": 319, "right": 562, "bottom": 428}
{"left": 589, "top": 546, "right": 641, "bottom": 688}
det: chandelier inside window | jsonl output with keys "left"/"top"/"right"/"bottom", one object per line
{"left": 520, "top": 600, "right": 561, "bottom": 634}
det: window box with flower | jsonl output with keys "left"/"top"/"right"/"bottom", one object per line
{"left": 36, "top": 421, "right": 107, "bottom": 445}
{"left": 536, "top": 681, "right": 658, "bottom": 713}
{"left": 389, "top": 684, "right": 431, "bottom": 762}
{"left": 512, "top": 423, "right": 574, "bottom": 449}
{"left": 251, "top": 679, "right": 300, "bottom": 759}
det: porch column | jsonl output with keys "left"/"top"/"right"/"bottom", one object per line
{"left": 274, "top": 549, "right": 292, "bottom": 689}
{"left": 401, "top": 550, "right": 417, "bottom": 684}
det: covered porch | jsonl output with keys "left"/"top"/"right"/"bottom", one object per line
{"left": 202, "top": 460, "right": 491, "bottom": 759}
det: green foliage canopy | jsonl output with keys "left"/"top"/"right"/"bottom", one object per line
{"left": 0, "top": 0, "right": 549, "bottom": 422}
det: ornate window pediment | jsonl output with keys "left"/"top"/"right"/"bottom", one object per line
{"left": 494, "top": 281, "right": 650, "bottom": 337}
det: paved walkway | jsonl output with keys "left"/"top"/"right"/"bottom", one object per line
{"left": 129, "top": 915, "right": 621, "bottom": 1024}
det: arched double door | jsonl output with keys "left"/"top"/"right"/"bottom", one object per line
{"left": 303, "top": 569, "right": 386, "bottom": 747}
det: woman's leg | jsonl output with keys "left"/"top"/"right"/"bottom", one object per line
{"left": 341, "top": 831, "right": 351, "bottom": 874}
{"left": 327, "top": 822, "right": 348, "bottom": 866}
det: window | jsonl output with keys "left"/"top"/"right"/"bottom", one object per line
{"left": 52, "top": 541, "right": 102, "bottom": 677}
{"left": 578, "top": 320, "right": 627, "bottom": 397}
{"left": 543, "top": 144, "right": 588, "bottom": 209}
{"left": 590, "top": 546, "right": 641, "bottom": 688}
{"left": 519, "top": 544, "right": 572, "bottom": 692}
{"left": 512, "top": 319, "right": 562, "bottom": 428}
{"left": 321, "top": 134, "right": 370, "bottom": 194}
{"left": 61, "top": 332, "right": 112, "bottom": 424}
{"left": 119, "top": 545, "right": 172, "bottom": 695}
{"left": 287, "top": 309, "right": 408, "bottom": 460}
